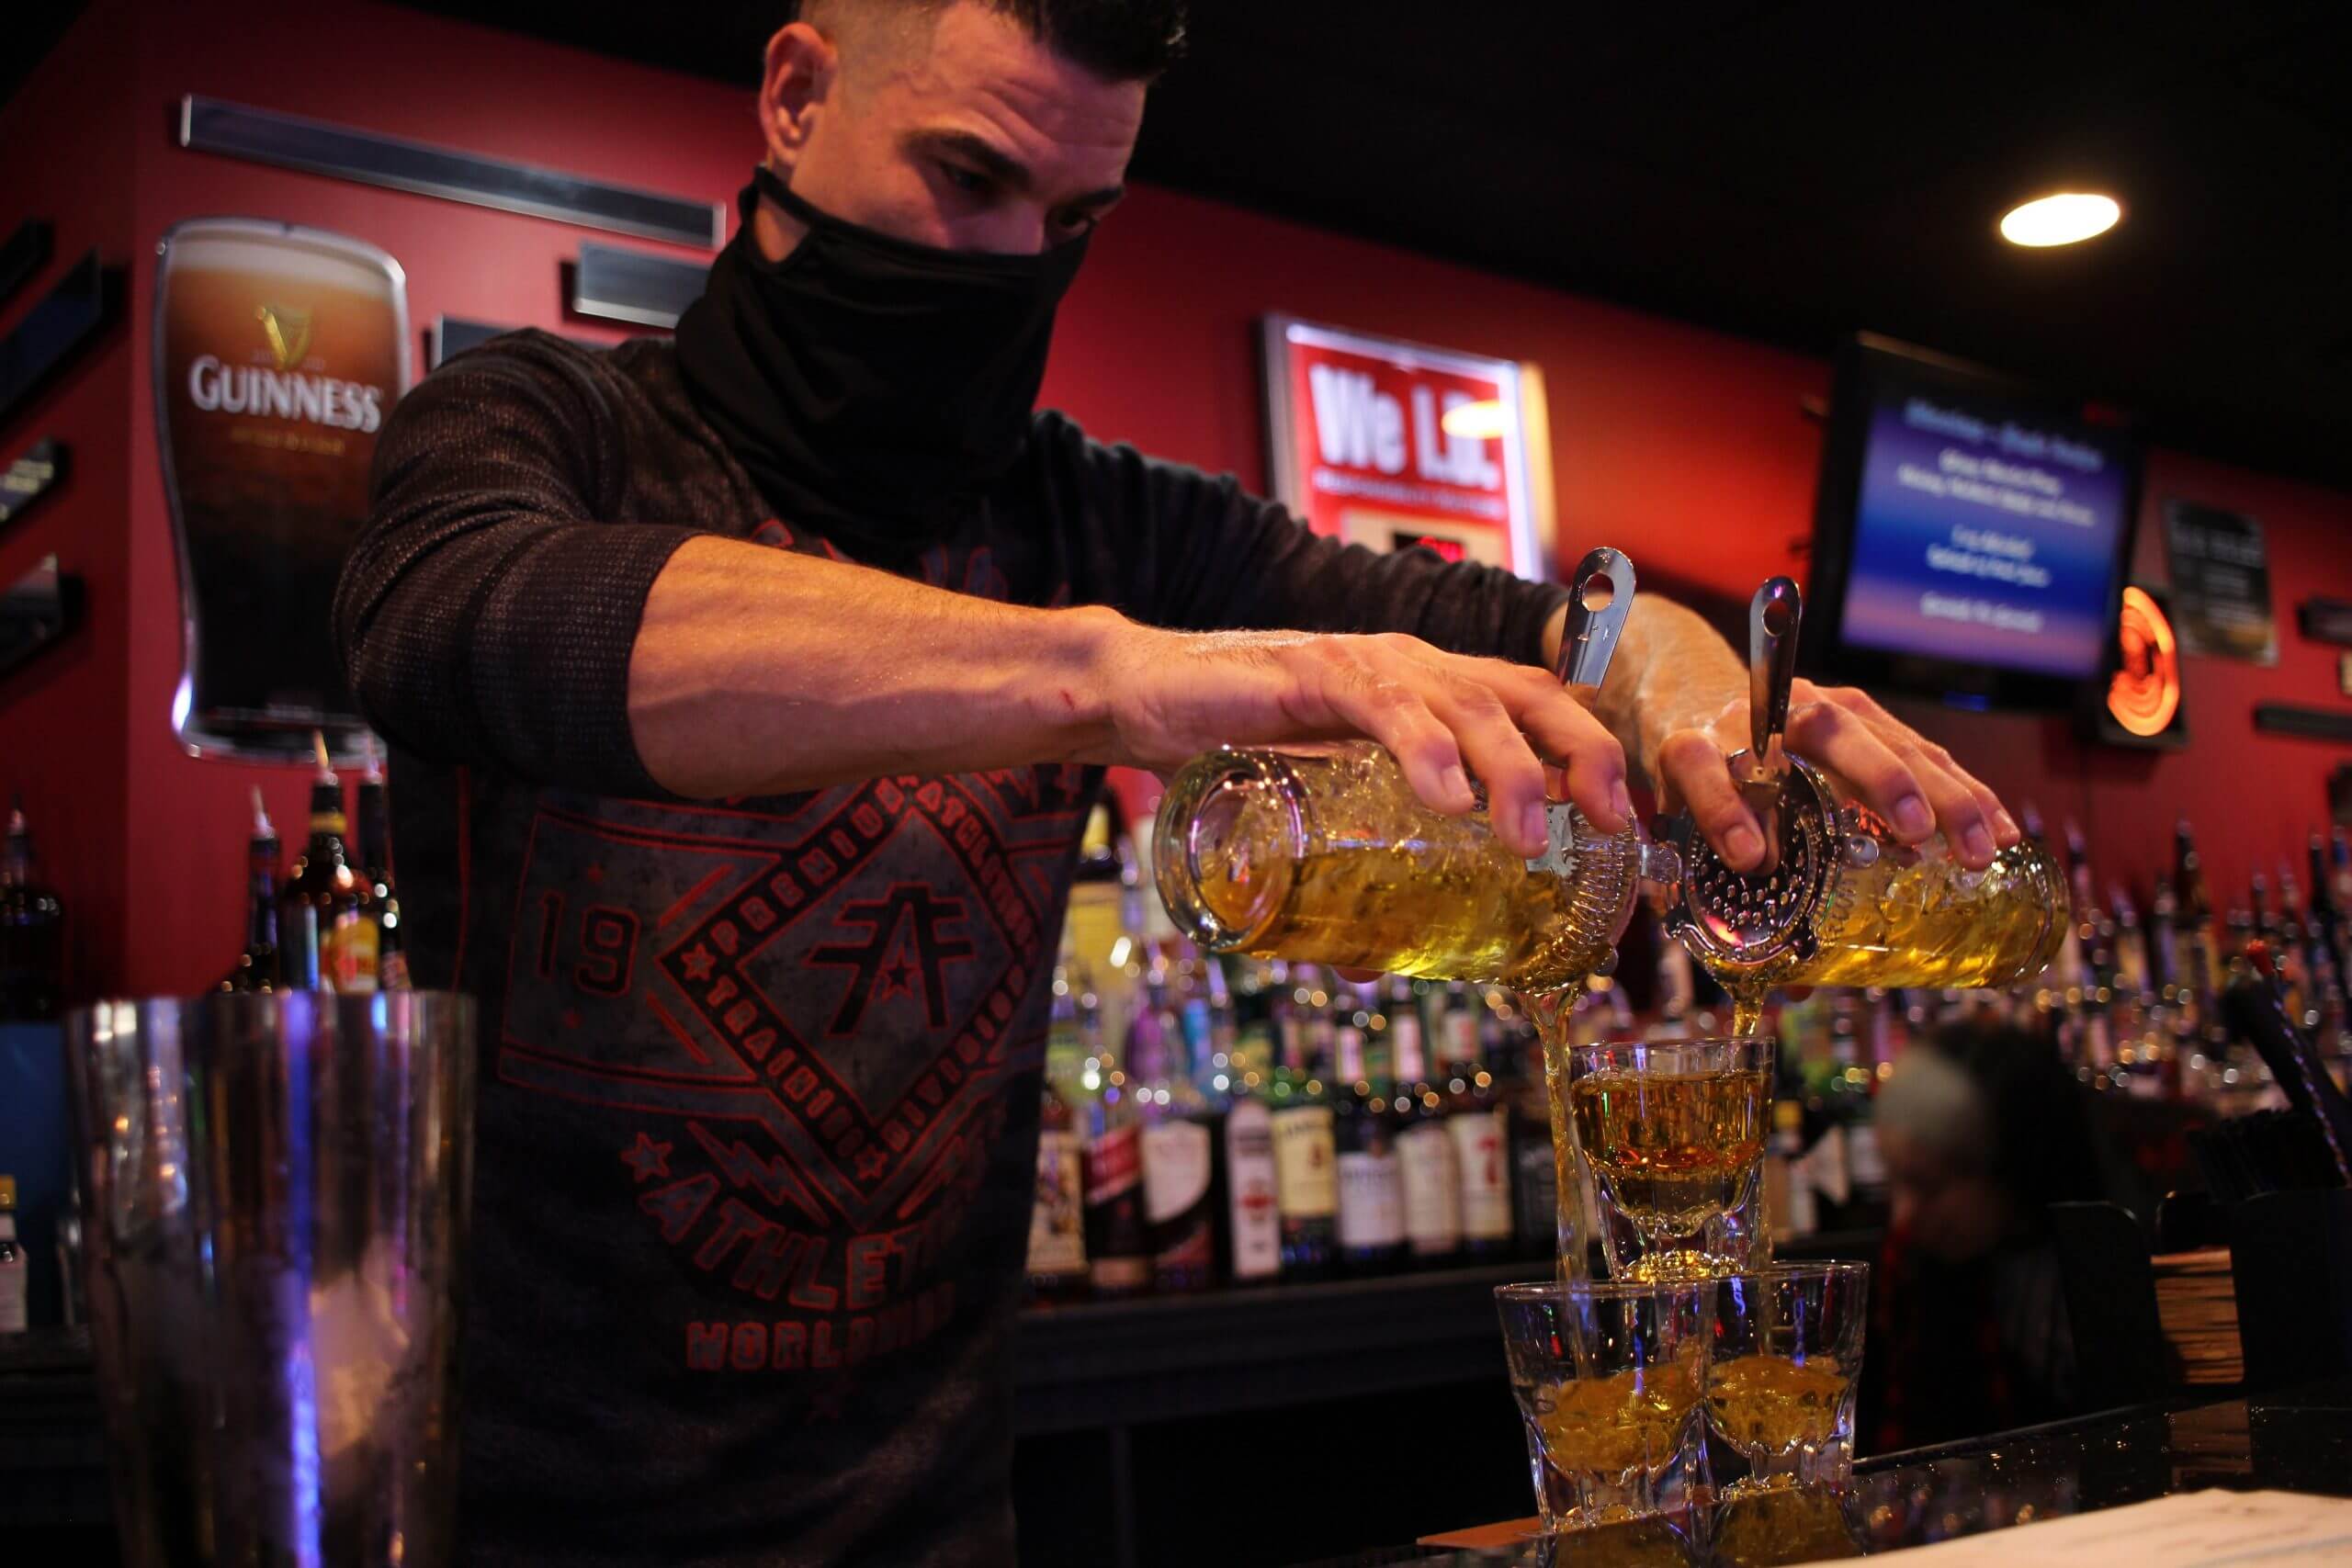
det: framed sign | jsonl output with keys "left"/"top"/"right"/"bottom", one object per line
{"left": 2163, "top": 499, "right": 2276, "bottom": 664}
{"left": 155, "top": 218, "right": 410, "bottom": 763}
{"left": 1261, "top": 315, "right": 1555, "bottom": 581}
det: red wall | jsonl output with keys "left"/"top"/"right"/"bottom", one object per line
{"left": 3, "top": 0, "right": 2347, "bottom": 999}
{"left": 0, "top": 9, "right": 139, "bottom": 1003}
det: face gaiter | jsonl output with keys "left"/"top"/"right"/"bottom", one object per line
{"left": 676, "top": 166, "right": 1091, "bottom": 564}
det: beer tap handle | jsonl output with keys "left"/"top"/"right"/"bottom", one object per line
{"left": 1555, "top": 547, "right": 1637, "bottom": 702}
{"left": 1734, "top": 576, "right": 1804, "bottom": 871}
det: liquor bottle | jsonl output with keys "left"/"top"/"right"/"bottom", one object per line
{"left": 1444, "top": 989, "right": 1514, "bottom": 1260}
{"left": 1389, "top": 974, "right": 1461, "bottom": 1267}
{"left": 1766, "top": 1100, "right": 1817, "bottom": 1241}
{"left": 2334, "top": 829, "right": 2352, "bottom": 918}
{"left": 220, "top": 788, "right": 282, "bottom": 993}
{"left": 1231, "top": 958, "right": 1278, "bottom": 1090}
{"left": 0, "top": 798, "right": 65, "bottom": 1021}
{"left": 1136, "top": 962, "right": 1216, "bottom": 1292}
{"left": 2149, "top": 875, "right": 2182, "bottom": 1003}
{"left": 2110, "top": 886, "right": 2151, "bottom": 1000}
{"left": 0, "top": 1177, "right": 24, "bottom": 1335}
{"left": 2311, "top": 835, "right": 2350, "bottom": 1015}
{"left": 1219, "top": 1054, "right": 1283, "bottom": 1287}
{"left": 1025, "top": 971, "right": 1091, "bottom": 1303}
{"left": 2277, "top": 863, "right": 2313, "bottom": 1021}
{"left": 2176, "top": 818, "right": 2222, "bottom": 996}
{"left": 355, "top": 741, "right": 410, "bottom": 991}
{"left": 1332, "top": 985, "right": 1407, "bottom": 1275}
{"left": 2063, "top": 821, "right": 2105, "bottom": 989}
{"left": 282, "top": 734, "right": 377, "bottom": 992}
{"left": 1080, "top": 1016, "right": 1151, "bottom": 1299}
{"left": 1267, "top": 967, "right": 1340, "bottom": 1280}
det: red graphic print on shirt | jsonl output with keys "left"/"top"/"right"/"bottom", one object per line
{"left": 497, "top": 761, "right": 1087, "bottom": 1385}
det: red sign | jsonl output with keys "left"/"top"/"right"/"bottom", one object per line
{"left": 1261, "top": 316, "right": 1551, "bottom": 580}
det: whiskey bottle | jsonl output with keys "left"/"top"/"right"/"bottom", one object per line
{"left": 1268, "top": 967, "right": 1340, "bottom": 1280}
{"left": 1025, "top": 970, "right": 1091, "bottom": 1303}
{"left": 1135, "top": 961, "right": 1216, "bottom": 1292}
{"left": 356, "top": 741, "right": 409, "bottom": 990}
{"left": 0, "top": 799, "right": 64, "bottom": 1021}
{"left": 1332, "top": 985, "right": 1407, "bottom": 1275}
{"left": 282, "top": 734, "right": 377, "bottom": 992}
{"left": 221, "top": 788, "right": 282, "bottom": 993}
{"left": 1080, "top": 1011, "right": 1151, "bottom": 1299}
{"left": 1219, "top": 1048, "right": 1284, "bottom": 1287}
{"left": 1444, "top": 989, "right": 1514, "bottom": 1260}
{"left": 1389, "top": 974, "right": 1462, "bottom": 1268}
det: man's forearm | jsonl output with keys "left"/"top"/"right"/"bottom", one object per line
{"left": 1543, "top": 596, "right": 1745, "bottom": 792}
{"left": 628, "top": 536, "right": 1120, "bottom": 798}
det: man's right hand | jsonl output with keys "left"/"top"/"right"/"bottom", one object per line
{"left": 1077, "top": 611, "right": 1634, "bottom": 860}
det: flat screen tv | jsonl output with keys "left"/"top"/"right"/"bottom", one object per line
{"left": 1803, "top": 333, "right": 2142, "bottom": 710}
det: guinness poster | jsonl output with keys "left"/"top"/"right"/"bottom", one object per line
{"left": 155, "top": 218, "right": 408, "bottom": 761}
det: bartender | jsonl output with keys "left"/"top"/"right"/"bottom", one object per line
{"left": 334, "top": 1, "right": 2018, "bottom": 1562}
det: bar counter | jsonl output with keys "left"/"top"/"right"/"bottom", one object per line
{"left": 1289, "top": 1378, "right": 2352, "bottom": 1566}
{"left": 9, "top": 1325, "right": 2348, "bottom": 1564}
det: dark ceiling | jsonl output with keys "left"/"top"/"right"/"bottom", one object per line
{"left": 19, "top": 2, "right": 2352, "bottom": 491}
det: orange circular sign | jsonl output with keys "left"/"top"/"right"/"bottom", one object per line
{"left": 2108, "top": 585, "right": 2180, "bottom": 738}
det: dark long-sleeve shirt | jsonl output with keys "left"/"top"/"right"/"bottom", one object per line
{"left": 335, "top": 328, "right": 1566, "bottom": 1568}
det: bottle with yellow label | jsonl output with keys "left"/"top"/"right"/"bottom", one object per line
{"left": 282, "top": 732, "right": 378, "bottom": 993}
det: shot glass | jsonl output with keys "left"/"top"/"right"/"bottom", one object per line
{"left": 1705, "top": 1262, "right": 1871, "bottom": 1493}
{"left": 1709, "top": 1483, "right": 1866, "bottom": 1565}
{"left": 1564, "top": 1037, "right": 1773, "bottom": 1281}
{"left": 1495, "top": 1279, "right": 1715, "bottom": 1533}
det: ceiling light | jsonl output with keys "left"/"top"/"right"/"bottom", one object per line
{"left": 1440, "top": 399, "right": 1510, "bottom": 439}
{"left": 1998, "top": 192, "right": 2121, "bottom": 247}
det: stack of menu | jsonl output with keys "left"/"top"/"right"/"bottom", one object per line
{"left": 2152, "top": 1247, "right": 2244, "bottom": 1387}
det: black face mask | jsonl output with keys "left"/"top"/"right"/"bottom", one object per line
{"left": 675, "top": 166, "right": 1091, "bottom": 564}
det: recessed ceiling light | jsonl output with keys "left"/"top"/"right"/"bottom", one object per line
{"left": 1439, "top": 398, "right": 1511, "bottom": 439}
{"left": 1999, "top": 192, "right": 2121, "bottom": 247}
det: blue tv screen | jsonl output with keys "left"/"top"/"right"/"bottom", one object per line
{"left": 1809, "top": 337, "right": 2140, "bottom": 705}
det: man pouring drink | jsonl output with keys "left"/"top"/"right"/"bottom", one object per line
{"left": 336, "top": 1, "right": 2024, "bottom": 1560}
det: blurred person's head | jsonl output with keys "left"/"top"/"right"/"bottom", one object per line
{"left": 1877, "top": 1045, "right": 2006, "bottom": 1263}
{"left": 1876, "top": 1021, "right": 2104, "bottom": 1265}
{"left": 754, "top": 0, "right": 1187, "bottom": 260}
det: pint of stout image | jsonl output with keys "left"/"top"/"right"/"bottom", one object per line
{"left": 155, "top": 218, "right": 410, "bottom": 762}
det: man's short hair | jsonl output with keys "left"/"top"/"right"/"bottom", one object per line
{"left": 796, "top": 0, "right": 1187, "bottom": 81}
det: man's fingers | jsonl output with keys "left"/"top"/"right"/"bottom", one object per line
{"left": 1825, "top": 687, "right": 2020, "bottom": 852}
{"left": 1786, "top": 703, "right": 1939, "bottom": 847}
{"left": 1894, "top": 741, "right": 1998, "bottom": 869}
{"left": 1399, "top": 660, "right": 1549, "bottom": 857}
{"left": 1310, "top": 654, "right": 1475, "bottom": 819}
{"left": 1490, "top": 664, "right": 1632, "bottom": 835}
{"left": 1657, "top": 729, "right": 1767, "bottom": 871}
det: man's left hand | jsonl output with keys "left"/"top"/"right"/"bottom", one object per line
{"left": 1654, "top": 680, "right": 2021, "bottom": 873}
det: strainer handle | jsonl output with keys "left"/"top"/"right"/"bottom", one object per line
{"left": 1555, "top": 547, "right": 1637, "bottom": 699}
{"left": 1746, "top": 576, "right": 1804, "bottom": 781}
